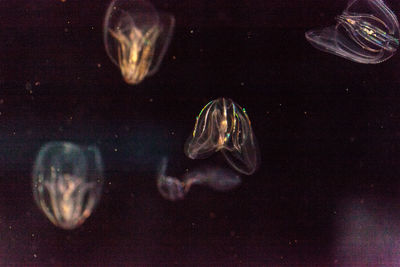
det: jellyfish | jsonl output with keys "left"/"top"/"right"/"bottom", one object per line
{"left": 157, "top": 157, "right": 241, "bottom": 201}
{"left": 185, "top": 98, "right": 260, "bottom": 175}
{"left": 305, "top": 0, "right": 399, "bottom": 64}
{"left": 103, "top": 0, "right": 175, "bottom": 84}
{"left": 32, "top": 142, "right": 104, "bottom": 230}
{"left": 183, "top": 167, "right": 241, "bottom": 192}
{"left": 157, "top": 157, "right": 185, "bottom": 201}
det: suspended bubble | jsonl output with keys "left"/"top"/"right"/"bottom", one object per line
{"left": 103, "top": 0, "right": 175, "bottom": 84}
{"left": 32, "top": 142, "right": 104, "bottom": 230}
{"left": 305, "top": 0, "right": 399, "bottom": 63}
{"left": 185, "top": 98, "right": 260, "bottom": 175}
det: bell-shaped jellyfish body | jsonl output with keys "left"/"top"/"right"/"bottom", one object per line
{"left": 185, "top": 98, "right": 260, "bottom": 175}
{"left": 103, "top": 0, "right": 175, "bottom": 84}
{"left": 306, "top": 0, "right": 399, "bottom": 63}
{"left": 32, "top": 142, "right": 104, "bottom": 230}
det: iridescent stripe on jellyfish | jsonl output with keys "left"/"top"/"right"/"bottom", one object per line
{"left": 305, "top": 0, "right": 399, "bottom": 64}
{"left": 185, "top": 98, "right": 260, "bottom": 175}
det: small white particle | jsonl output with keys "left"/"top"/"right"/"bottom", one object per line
{"left": 25, "top": 82, "right": 32, "bottom": 91}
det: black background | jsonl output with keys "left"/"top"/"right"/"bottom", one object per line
{"left": 1, "top": 0, "right": 400, "bottom": 265}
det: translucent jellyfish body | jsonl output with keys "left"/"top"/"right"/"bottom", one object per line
{"left": 104, "top": 0, "right": 175, "bottom": 84}
{"left": 157, "top": 157, "right": 241, "bottom": 201}
{"left": 32, "top": 142, "right": 104, "bottom": 230}
{"left": 185, "top": 98, "right": 259, "bottom": 175}
{"left": 157, "top": 158, "right": 185, "bottom": 201}
{"left": 305, "top": 0, "right": 399, "bottom": 64}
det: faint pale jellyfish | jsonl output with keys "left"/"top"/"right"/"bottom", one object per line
{"left": 103, "top": 0, "right": 175, "bottom": 84}
{"left": 157, "top": 157, "right": 241, "bottom": 201}
{"left": 32, "top": 142, "right": 104, "bottom": 230}
{"left": 305, "top": 0, "right": 399, "bottom": 64}
{"left": 184, "top": 167, "right": 241, "bottom": 192}
{"left": 157, "top": 157, "right": 185, "bottom": 201}
{"left": 185, "top": 98, "right": 260, "bottom": 175}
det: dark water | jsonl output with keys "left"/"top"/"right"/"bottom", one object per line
{"left": 1, "top": 0, "right": 400, "bottom": 265}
